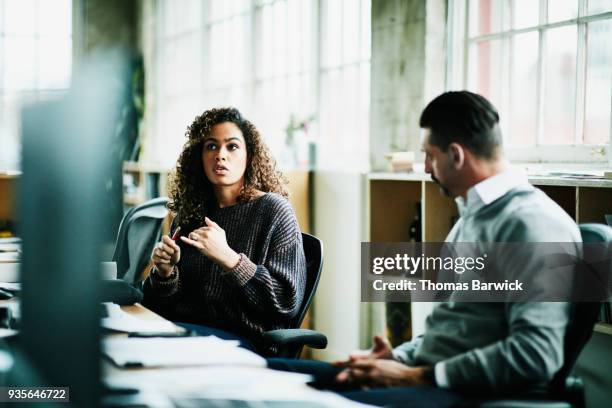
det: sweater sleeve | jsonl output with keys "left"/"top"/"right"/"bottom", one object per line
{"left": 142, "top": 219, "right": 182, "bottom": 304}
{"left": 392, "top": 335, "right": 424, "bottom": 365}
{"left": 221, "top": 203, "right": 307, "bottom": 321}
{"left": 443, "top": 302, "right": 568, "bottom": 394}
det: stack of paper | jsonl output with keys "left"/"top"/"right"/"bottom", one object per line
{"left": 103, "top": 336, "right": 266, "bottom": 368}
{"left": 0, "top": 238, "right": 21, "bottom": 263}
{"left": 0, "top": 263, "right": 19, "bottom": 282}
{"left": 101, "top": 303, "right": 178, "bottom": 334}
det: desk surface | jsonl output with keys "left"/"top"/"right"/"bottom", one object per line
{"left": 120, "top": 303, "right": 181, "bottom": 327}
{"left": 107, "top": 304, "right": 358, "bottom": 407}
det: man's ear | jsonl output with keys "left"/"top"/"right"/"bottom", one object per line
{"left": 448, "top": 143, "right": 465, "bottom": 169}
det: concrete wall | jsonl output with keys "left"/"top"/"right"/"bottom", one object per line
{"left": 369, "top": 0, "right": 446, "bottom": 171}
{"left": 73, "top": 0, "right": 139, "bottom": 58}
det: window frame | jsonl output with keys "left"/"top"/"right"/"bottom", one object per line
{"left": 150, "top": 0, "right": 371, "bottom": 171}
{"left": 447, "top": 0, "right": 612, "bottom": 164}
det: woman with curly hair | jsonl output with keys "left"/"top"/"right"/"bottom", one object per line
{"left": 143, "top": 107, "right": 306, "bottom": 353}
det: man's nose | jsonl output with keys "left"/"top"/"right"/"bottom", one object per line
{"left": 424, "top": 159, "right": 431, "bottom": 174}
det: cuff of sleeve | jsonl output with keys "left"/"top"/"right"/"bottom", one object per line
{"left": 392, "top": 349, "right": 407, "bottom": 363}
{"left": 149, "top": 266, "right": 179, "bottom": 295}
{"left": 222, "top": 253, "right": 257, "bottom": 286}
{"left": 435, "top": 362, "right": 450, "bottom": 388}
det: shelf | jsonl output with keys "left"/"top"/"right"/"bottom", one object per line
{"left": 368, "top": 172, "right": 612, "bottom": 188}
{"left": 594, "top": 323, "right": 612, "bottom": 336}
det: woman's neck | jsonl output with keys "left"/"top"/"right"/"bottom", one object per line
{"left": 214, "top": 183, "right": 243, "bottom": 208}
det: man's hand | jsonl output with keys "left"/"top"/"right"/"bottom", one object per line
{"left": 333, "top": 335, "right": 393, "bottom": 368}
{"left": 336, "top": 360, "right": 432, "bottom": 389}
{"left": 180, "top": 217, "right": 240, "bottom": 270}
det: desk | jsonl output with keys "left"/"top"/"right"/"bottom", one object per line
{"left": 105, "top": 304, "right": 361, "bottom": 407}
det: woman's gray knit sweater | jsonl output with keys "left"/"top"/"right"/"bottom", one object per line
{"left": 143, "top": 193, "right": 306, "bottom": 346}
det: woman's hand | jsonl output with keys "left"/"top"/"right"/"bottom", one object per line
{"left": 151, "top": 233, "right": 181, "bottom": 278}
{"left": 181, "top": 217, "right": 241, "bottom": 270}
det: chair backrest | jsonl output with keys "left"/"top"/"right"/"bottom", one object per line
{"left": 551, "top": 223, "right": 612, "bottom": 391}
{"left": 112, "top": 197, "right": 169, "bottom": 284}
{"left": 291, "top": 232, "right": 324, "bottom": 328}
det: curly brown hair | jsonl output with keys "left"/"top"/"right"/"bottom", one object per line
{"left": 168, "top": 107, "right": 289, "bottom": 228}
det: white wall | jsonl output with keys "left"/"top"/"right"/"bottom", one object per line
{"left": 312, "top": 171, "right": 365, "bottom": 361}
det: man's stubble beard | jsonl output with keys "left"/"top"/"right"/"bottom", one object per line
{"left": 431, "top": 173, "right": 452, "bottom": 197}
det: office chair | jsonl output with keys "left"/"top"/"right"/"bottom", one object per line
{"left": 111, "top": 197, "right": 169, "bottom": 285}
{"left": 261, "top": 232, "right": 328, "bottom": 358}
{"left": 462, "top": 223, "right": 612, "bottom": 408}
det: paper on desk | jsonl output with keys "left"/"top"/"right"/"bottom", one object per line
{"left": 0, "top": 243, "right": 20, "bottom": 252}
{"left": 0, "top": 252, "right": 20, "bottom": 262}
{"left": 101, "top": 303, "right": 178, "bottom": 334}
{"left": 103, "top": 336, "right": 264, "bottom": 368}
{"left": 104, "top": 366, "right": 311, "bottom": 397}
{"left": 0, "top": 263, "right": 19, "bottom": 281}
{"left": 0, "top": 282, "right": 20, "bottom": 292}
{"left": 105, "top": 366, "right": 365, "bottom": 407}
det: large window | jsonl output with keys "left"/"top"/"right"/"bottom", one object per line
{"left": 149, "top": 0, "right": 371, "bottom": 171}
{"left": 0, "top": 0, "right": 72, "bottom": 170}
{"left": 447, "top": 0, "right": 611, "bottom": 162}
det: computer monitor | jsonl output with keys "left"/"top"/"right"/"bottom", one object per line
{"left": 15, "top": 52, "right": 127, "bottom": 406}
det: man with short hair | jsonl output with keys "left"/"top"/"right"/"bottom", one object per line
{"left": 269, "top": 91, "right": 580, "bottom": 406}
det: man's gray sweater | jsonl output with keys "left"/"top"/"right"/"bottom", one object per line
{"left": 393, "top": 184, "right": 581, "bottom": 394}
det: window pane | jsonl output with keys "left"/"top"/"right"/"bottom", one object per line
{"left": 257, "top": 4, "right": 273, "bottom": 79}
{"left": 4, "top": 37, "right": 37, "bottom": 91}
{"left": 233, "top": 0, "right": 251, "bottom": 14}
{"left": 468, "top": 40, "right": 503, "bottom": 112}
{"left": 272, "top": 0, "right": 287, "bottom": 77}
{"left": 301, "top": 0, "right": 314, "bottom": 71}
{"left": 342, "top": 0, "right": 360, "bottom": 63}
{"left": 360, "top": 0, "right": 371, "bottom": 61}
{"left": 38, "top": 0, "right": 72, "bottom": 36}
{"left": 510, "top": 32, "right": 538, "bottom": 146}
{"left": 322, "top": 0, "right": 342, "bottom": 67}
{"left": 542, "top": 26, "right": 577, "bottom": 145}
{"left": 512, "top": 0, "right": 539, "bottom": 29}
{"left": 209, "top": 22, "right": 231, "bottom": 87}
{"left": 548, "top": 0, "right": 578, "bottom": 23}
{"left": 469, "top": 0, "right": 504, "bottom": 37}
{"left": 587, "top": 0, "right": 612, "bottom": 15}
{"left": 163, "top": 0, "right": 201, "bottom": 36}
{"left": 38, "top": 38, "right": 72, "bottom": 89}
{"left": 231, "top": 15, "right": 249, "bottom": 83}
{"left": 210, "top": 0, "right": 231, "bottom": 21}
{"left": 4, "top": 0, "right": 37, "bottom": 35}
{"left": 584, "top": 19, "right": 612, "bottom": 144}
{"left": 287, "top": 0, "right": 301, "bottom": 74}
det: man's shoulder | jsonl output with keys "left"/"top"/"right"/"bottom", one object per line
{"left": 480, "top": 186, "right": 580, "bottom": 242}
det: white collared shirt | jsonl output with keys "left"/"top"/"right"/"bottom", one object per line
{"left": 455, "top": 167, "right": 529, "bottom": 218}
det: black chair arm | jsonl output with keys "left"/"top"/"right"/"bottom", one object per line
{"left": 262, "top": 328, "right": 328, "bottom": 349}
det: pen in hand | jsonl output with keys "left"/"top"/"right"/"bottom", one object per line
{"left": 171, "top": 226, "right": 181, "bottom": 241}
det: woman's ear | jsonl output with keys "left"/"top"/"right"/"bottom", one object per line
{"left": 448, "top": 143, "right": 465, "bottom": 169}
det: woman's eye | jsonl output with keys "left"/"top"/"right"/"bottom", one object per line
{"left": 228, "top": 144, "right": 239, "bottom": 150}
{"left": 205, "top": 144, "right": 217, "bottom": 150}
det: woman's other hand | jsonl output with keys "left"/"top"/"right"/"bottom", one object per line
{"left": 181, "top": 217, "right": 240, "bottom": 270}
{"left": 151, "top": 234, "right": 181, "bottom": 278}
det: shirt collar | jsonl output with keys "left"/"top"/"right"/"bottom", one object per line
{"left": 455, "top": 167, "right": 528, "bottom": 217}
